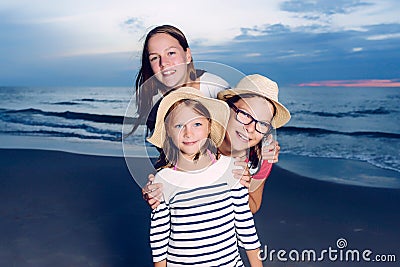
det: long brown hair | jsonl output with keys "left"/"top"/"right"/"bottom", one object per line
{"left": 163, "top": 99, "right": 216, "bottom": 167}
{"left": 129, "top": 25, "right": 196, "bottom": 136}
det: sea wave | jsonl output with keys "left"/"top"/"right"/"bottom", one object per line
{"left": 296, "top": 107, "right": 394, "bottom": 118}
{"left": 77, "top": 98, "right": 125, "bottom": 103}
{"left": 1, "top": 130, "right": 120, "bottom": 141}
{"left": 1, "top": 108, "right": 399, "bottom": 139}
{"left": 50, "top": 101, "right": 81, "bottom": 106}
{"left": 281, "top": 126, "right": 400, "bottom": 139}
{"left": 282, "top": 150, "right": 400, "bottom": 174}
{"left": 45, "top": 98, "right": 126, "bottom": 106}
{"left": 1, "top": 108, "right": 135, "bottom": 124}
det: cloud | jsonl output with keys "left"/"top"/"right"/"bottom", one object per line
{"left": 245, "top": 53, "right": 262, "bottom": 57}
{"left": 0, "top": 0, "right": 399, "bottom": 86}
{"left": 367, "top": 33, "right": 400, "bottom": 40}
{"left": 120, "top": 17, "right": 145, "bottom": 34}
{"left": 281, "top": 0, "right": 372, "bottom": 15}
{"left": 200, "top": 21, "right": 400, "bottom": 85}
{"left": 298, "top": 79, "right": 400, "bottom": 87}
{"left": 279, "top": 0, "right": 374, "bottom": 28}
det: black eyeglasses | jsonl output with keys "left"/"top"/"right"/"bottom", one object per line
{"left": 228, "top": 102, "right": 273, "bottom": 135}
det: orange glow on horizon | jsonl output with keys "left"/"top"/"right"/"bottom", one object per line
{"left": 298, "top": 79, "right": 400, "bottom": 87}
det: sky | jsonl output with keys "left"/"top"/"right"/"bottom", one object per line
{"left": 0, "top": 0, "right": 399, "bottom": 87}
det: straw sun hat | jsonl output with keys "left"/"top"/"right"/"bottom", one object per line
{"left": 147, "top": 87, "right": 230, "bottom": 149}
{"left": 217, "top": 74, "right": 291, "bottom": 128}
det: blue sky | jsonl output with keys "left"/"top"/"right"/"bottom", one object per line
{"left": 0, "top": 0, "right": 399, "bottom": 87}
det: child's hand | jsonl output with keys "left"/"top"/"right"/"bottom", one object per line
{"left": 142, "top": 174, "right": 163, "bottom": 209}
{"left": 262, "top": 140, "right": 280, "bottom": 163}
{"left": 233, "top": 156, "right": 251, "bottom": 188}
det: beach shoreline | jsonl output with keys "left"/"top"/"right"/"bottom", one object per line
{"left": 1, "top": 148, "right": 399, "bottom": 266}
{"left": 2, "top": 133, "right": 399, "bottom": 189}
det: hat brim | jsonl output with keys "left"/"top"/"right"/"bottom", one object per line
{"left": 217, "top": 89, "right": 291, "bottom": 128}
{"left": 147, "top": 87, "right": 230, "bottom": 149}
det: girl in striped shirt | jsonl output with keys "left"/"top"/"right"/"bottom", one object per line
{"left": 147, "top": 87, "right": 262, "bottom": 267}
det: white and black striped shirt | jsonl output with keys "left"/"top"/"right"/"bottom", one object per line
{"left": 150, "top": 155, "right": 260, "bottom": 266}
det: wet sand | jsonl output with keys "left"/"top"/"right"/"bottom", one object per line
{"left": 0, "top": 149, "right": 398, "bottom": 266}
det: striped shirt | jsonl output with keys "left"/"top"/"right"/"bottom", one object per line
{"left": 150, "top": 155, "right": 260, "bottom": 266}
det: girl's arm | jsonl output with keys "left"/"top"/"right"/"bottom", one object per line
{"left": 249, "top": 161, "right": 272, "bottom": 213}
{"left": 248, "top": 179, "right": 267, "bottom": 214}
{"left": 154, "top": 260, "right": 166, "bottom": 267}
{"left": 248, "top": 140, "right": 280, "bottom": 213}
{"left": 246, "top": 249, "right": 263, "bottom": 267}
{"left": 233, "top": 157, "right": 270, "bottom": 214}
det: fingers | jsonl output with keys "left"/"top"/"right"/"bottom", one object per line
{"left": 233, "top": 157, "right": 251, "bottom": 188}
{"left": 148, "top": 173, "right": 155, "bottom": 182}
{"left": 142, "top": 188, "right": 162, "bottom": 209}
{"left": 233, "top": 158, "right": 248, "bottom": 168}
{"left": 143, "top": 193, "right": 160, "bottom": 210}
{"left": 143, "top": 182, "right": 162, "bottom": 194}
{"left": 142, "top": 173, "right": 163, "bottom": 209}
{"left": 232, "top": 167, "right": 251, "bottom": 188}
{"left": 239, "top": 178, "right": 251, "bottom": 189}
{"left": 149, "top": 187, "right": 163, "bottom": 200}
{"left": 143, "top": 184, "right": 163, "bottom": 199}
{"left": 233, "top": 157, "right": 250, "bottom": 178}
{"left": 232, "top": 169, "right": 251, "bottom": 181}
{"left": 142, "top": 174, "right": 161, "bottom": 193}
{"left": 262, "top": 140, "right": 280, "bottom": 163}
{"left": 148, "top": 198, "right": 161, "bottom": 210}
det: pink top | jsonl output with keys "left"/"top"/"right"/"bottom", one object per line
{"left": 252, "top": 160, "right": 273, "bottom": 180}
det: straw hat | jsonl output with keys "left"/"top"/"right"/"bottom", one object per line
{"left": 147, "top": 87, "right": 230, "bottom": 148}
{"left": 217, "top": 74, "right": 291, "bottom": 128}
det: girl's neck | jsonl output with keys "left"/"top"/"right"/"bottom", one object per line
{"left": 218, "top": 139, "right": 247, "bottom": 158}
{"left": 180, "top": 76, "right": 200, "bottom": 90}
{"left": 185, "top": 80, "right": 200, "bottom": 90}
{"left": 175, "top": 150, "right": 215, "bottom": 172}
{"left": 161, "top": 78, "right": 200, "bottom": 96}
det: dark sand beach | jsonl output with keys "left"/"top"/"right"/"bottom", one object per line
{"left": 1, "top": 148, "right": 399, "bottom": 266}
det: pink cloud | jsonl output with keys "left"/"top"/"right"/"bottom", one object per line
{"left": 298, "top": 79, "right": 400, "bottom": 87}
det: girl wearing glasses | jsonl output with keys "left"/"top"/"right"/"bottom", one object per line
{"left": 144, "top": 74, "right": 291, "bottom": 213}
{"left": 216, "top": 74, "right": 291, "bottom": 212}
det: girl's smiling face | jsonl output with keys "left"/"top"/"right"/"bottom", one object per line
{"left": 224, "top": 96, "right": 274, "bottom": 154}
{"left": 167, "top": 104, "right": 210, "bottom": 160}
{"left": 147, "top": 33, "right": 192, "bottom": 89}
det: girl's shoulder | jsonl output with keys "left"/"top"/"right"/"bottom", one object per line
{"left": 198, "top": 72, "right": 230, "bottom": 98}
{"left": 199, "top": 72, "right": 229, "bottom": 85}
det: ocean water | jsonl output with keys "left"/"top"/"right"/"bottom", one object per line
{"left": 0, "top": 85, "right": 399, "bottom": 186}
{"left": 279, "top": 86, "right": 400, "bottom": 173}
